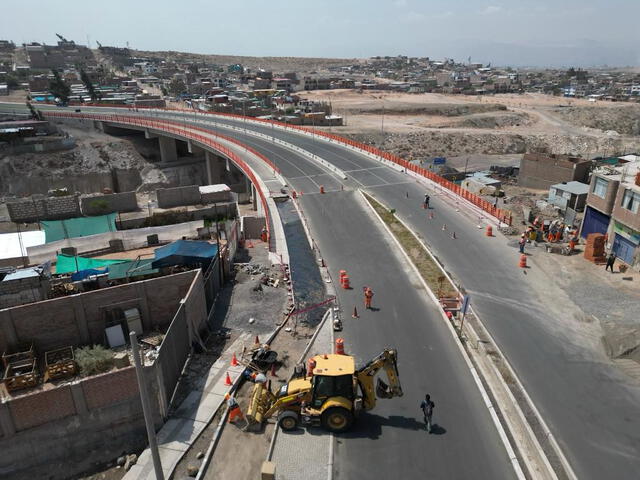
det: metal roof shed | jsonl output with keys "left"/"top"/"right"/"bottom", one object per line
{"left": 151, "top": 240, "right": 218, "bottom": 269}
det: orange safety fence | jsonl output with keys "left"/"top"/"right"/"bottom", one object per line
{"left": 41, "top": 104, "right": 511, "bottom": 224}
{"left": 43, "top": 111, "right": 275, "bottom": 247}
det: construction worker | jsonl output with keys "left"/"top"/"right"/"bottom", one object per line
{"left": 261, "top": 227, "right": 268, "bottom": 243}
{"left": 225, "top": 393, "right": 246, "bottom": 426}
{"left": 423, "top": 194, "right": 430, "bottom": 209}
{"left": 364, "top": 287, "right": 374, "bottom": 309}
{"left": 518, "top": 234, "right": 526, "bottom": 254}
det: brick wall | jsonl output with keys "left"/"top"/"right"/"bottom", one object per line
{"left": 7, "top": 196, "right": 81, "bottom": 223}
{"left": 0, "top": 270, "right": 198, "bottom": 354}
{"left": 586, "top": 174, "right": 619, "bottom": 215}
{"left": 9, "top": 386, "right": 76, "bottom": 431}
{"left": 612, "top": 186, "right": 640, "bottom": 231}
{"left": 80, "top": 192, "right": 138, "bottom": 216}
{"left": 156, "top": 185, "right": 201, "bottom": 208}
{"left": 81, "top": 367, "right": 138, "bottom": 410}
{"left": 519, "top": 154, "right": 591, "bottom": 190}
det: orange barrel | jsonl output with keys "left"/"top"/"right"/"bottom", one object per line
{"left": 307, "top": 358, "right": 316, "bottom": 377}
{"left": 342, "top": 275, "right": 350, "bottom": 289}
{"left": 519, "top": 254, "right": 527, "bottom": 268}
{"left": 339, "top": 270, "right": 347, "bottom": 286}
{"left": 335, "top": 338, "right": 345, "bottom": 355}
{"left": 486, "top": 225, "right": 493, "bottom": 237}
{"left": 320, "top": 185, "right": 325, "bottom": 194}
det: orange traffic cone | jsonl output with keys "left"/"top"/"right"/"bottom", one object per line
{"left": 224, "top": 372, "right": 233, "bottom": 386}
{"left": 352, "top": 306, "right": 359, "bottom": 318}
{"left": 320, "top": 185, "right": 325, "bottom": 194}
{"left": 486, "top": 225, "right": 493, "bottom": 237}
{"left": 231, "top": 353, "right": 239, "bottom": 367}
{"left": 254, "top": 335, "right": 260, "bottom": 347}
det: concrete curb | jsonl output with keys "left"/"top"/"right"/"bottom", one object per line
{"left": 358, "top": 190, "right": 527, "bottom": 480}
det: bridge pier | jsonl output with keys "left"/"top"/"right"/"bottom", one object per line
{"left": 158, "top": 136, "right": 178, "bottom": 163}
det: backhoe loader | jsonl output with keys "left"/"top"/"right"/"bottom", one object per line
{"left": 245, "top": 348, "right": 402, "bottom": 433}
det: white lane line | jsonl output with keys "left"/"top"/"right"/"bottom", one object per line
{"left": 342, "top": 166, "right": 387, "bottom": 173}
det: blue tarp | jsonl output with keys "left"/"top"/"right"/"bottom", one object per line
{"left": 71, "top": 268, "right": 108, "bottom": 281}
{"left": 151, "top": 240, "right": 218, "bottom": 269}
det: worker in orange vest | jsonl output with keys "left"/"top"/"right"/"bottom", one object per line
{"left": 260, "top": 227, "right": 268, "bottom": 243}
{"left": 225, "top": 393, "right": 247, "bottom": 427}
{"left": 364, "top": 287, "right": 374, "bottom": 309}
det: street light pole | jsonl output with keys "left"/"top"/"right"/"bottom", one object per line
{"left": 130, "top": 332, "right": 164, "bottom": 480}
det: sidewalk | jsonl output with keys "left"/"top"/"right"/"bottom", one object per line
{"left": 269, "top": 313, "right": 334, "bottom": 480}
{"left": 123, "top": 333, "right": 252, "bottom": 480}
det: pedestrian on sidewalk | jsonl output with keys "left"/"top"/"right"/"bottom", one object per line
{"left": 519, "top": 234, "right": 526, "bottom": 254}
{"left": 605, "top": 252, "right": 616, "bottom": 273}
{"left": 364, "top": 287, "right": 374, "bottom": 309}
{"left": 420, "top": 394, "right": 435, "bottom": 433}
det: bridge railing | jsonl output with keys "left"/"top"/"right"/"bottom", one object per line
{"left": 43, "top": 111, "right": 275, "bottom": 247}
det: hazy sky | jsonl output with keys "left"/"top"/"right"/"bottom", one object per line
{"left": 2, "top": 0, "right": 638, "bottom": 67}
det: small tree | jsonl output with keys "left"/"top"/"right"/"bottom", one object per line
{"left": 79, "top": 68, "right": 100, "bottom": 102}
{"left": 168, "top": 78, "right": 187, "bottom": 97}
{"left": 49, "top": 68, "right": 70, "bottom": 103}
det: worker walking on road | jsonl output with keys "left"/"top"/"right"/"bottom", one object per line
{"left": 420, "top": 394, "right": 435, "bottom": 433}
{"left": 518, "top": 234, "right": 526, "bottom": 254}
{"left": 605, "top": 252, "right": 616, "bottom": 273}
{"left": 423, "top": 194, "right": 430, "bottom": 209}
{"left": 364, "top": 286, "right": 374, "bottom": 309}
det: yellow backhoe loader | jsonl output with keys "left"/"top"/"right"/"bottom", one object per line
{"left": 245, "top": 348, "right": 402, "bottom": 433}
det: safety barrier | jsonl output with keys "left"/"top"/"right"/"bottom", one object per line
{"left": 43, "top": 110, "right": 275, "bottom": 247}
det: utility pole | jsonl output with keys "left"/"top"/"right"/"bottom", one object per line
{"left": 130, "top": 332, "right": 164, "bottom": 480}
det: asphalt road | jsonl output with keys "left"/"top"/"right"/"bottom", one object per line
{"left": 169, "top": 111, "right": 640, "bottom": 479}
{"left": 5, "top": 103, "right": 640, "bottom": 477}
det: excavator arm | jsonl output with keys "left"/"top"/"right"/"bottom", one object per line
{"left": 355, "top": 348, "right": 403, "bottom": 411}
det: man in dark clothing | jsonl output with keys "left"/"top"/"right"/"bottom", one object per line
{"left": 420, "top": 394, "right": 435, "bottom": 432}
{"left": 423, "top": 194, "right": 430, "bottom": 209}
{"left": 605, "top": 252, "right": 616, "bottom": 272}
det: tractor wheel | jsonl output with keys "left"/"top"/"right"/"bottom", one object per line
{"left": 321, "top": 407, "right": 354, "bottom": 433}
{"left": 277, "top": 411, "right": 300, "bottom": 431}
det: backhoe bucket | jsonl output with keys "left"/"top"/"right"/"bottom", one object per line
{"left": 246, "top": 381, "right": 275, "bottom": 428}
{"left": 376, "top": 378, "right": 393, "bottom": 399}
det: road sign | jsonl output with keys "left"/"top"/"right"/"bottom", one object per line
{"left": 461, "top": 295, "right": 470, "bottom": 315}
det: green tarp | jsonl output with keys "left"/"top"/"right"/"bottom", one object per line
{"left": 108, "top": 258, "right": 158, "bottom": 280}
{"left": 43, "top": 213, "right": 117, "bottom": 243}
{"left": 55, "top": 254, "right": 127, "bottom": 274}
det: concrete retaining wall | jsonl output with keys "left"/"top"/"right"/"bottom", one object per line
{"left": 242, "top": 215, "right": 266, "bottom": 239}
{"left": 7, "top": 195, "right": 81, "bottom": 223}
{"left": 156, "top": 185, "right": 201, "bottom": 208}
{"left": 81, "top": 192, "right": 138, "bottom": 215}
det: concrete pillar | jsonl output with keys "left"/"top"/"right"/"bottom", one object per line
{"left": 0, "top": 402, "right": 16, "bottom": 437}
{"left": 252, "top": 184, "right": 258, "bottom": 211}
{"left": 71, "top": 296, "right": 90, "bottom": 345}
{"left": 70, "top": 381, "right": 88, "bottom": 416}
{"left": 135, "top": 283, "right": 151, "bottom": 331}
{"left": 205, "top": 151, "right": 225, "bottom": 185}
{"left": 158, "top": 136, "right": 178, "bottom": 163}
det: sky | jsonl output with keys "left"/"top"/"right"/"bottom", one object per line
{"left": 2, "top": 0, "right": 639, "bottom": 67}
